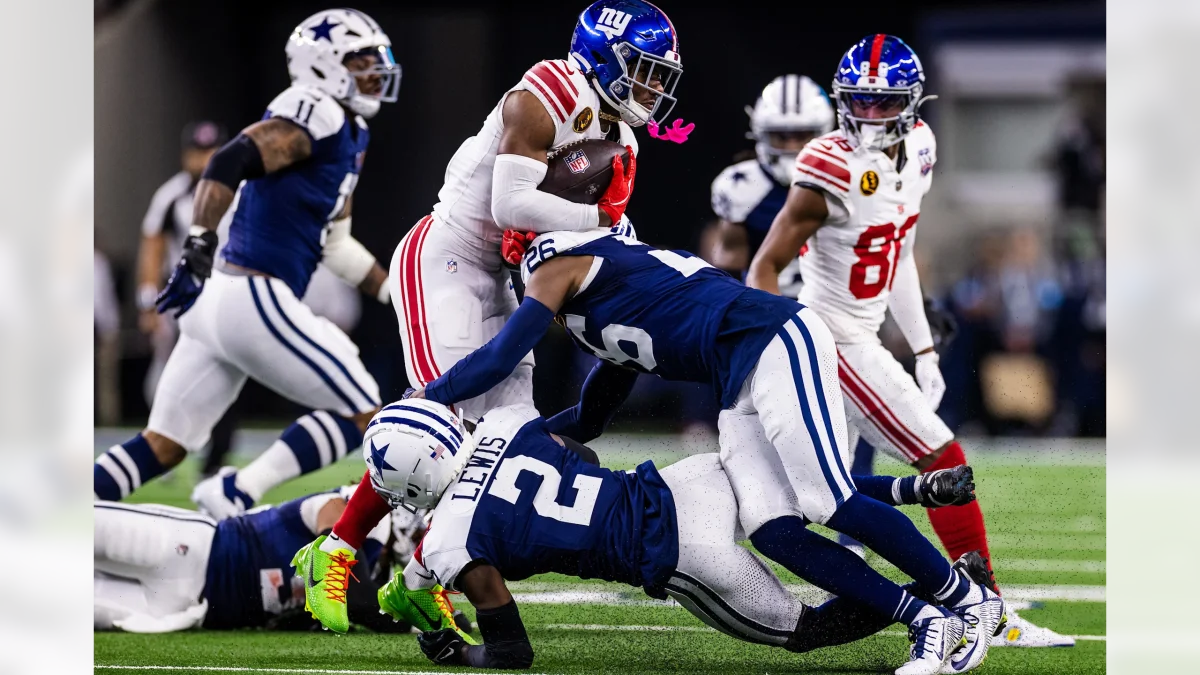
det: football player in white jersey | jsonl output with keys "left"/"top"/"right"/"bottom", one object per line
{"left": 386, "top": 0, "right": 679, "bottom": 429}
{"left": 748, "top": 34, "right": 1073, "bottom": 648}
{"left": 710, "top": 74, "right": 833, "bottom": 295}
{"left": 302, "top": 0, "right": 683, "bottom": 626}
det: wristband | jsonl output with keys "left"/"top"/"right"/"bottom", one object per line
{"left": 137, "top": 283, "right": 160, "bottom": 311}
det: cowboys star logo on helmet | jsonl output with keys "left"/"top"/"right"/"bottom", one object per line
{"left": 286, "top": 8, "right": 402, "bottom": 119}
{"left": 362, "top": 400, "right": 474, "bottom": 512}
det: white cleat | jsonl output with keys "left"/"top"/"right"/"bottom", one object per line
{"left": 190, "top": 466, "right": 255, "bottom": 521}
{"left": 895, "top": 606, "right": 966, "bottom": 675}
{"left": 990, "top": 607, "right": 1075, "bottom": 648}
{"left": 940, "top": 584, "right": 1006, "bottom": 673}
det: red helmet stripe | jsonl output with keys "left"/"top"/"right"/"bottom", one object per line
{"left": 868, "top": 33, "right": 886, "bottom": 76}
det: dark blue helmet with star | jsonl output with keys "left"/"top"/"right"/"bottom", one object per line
{"left": 831, "top": 34, "right": 932, "bottom": 150}
{"left": 285, "top": 9, "right": 401, "bottom": 119}
{"left": 361, "top": 399, "right": 475, "bottom": 511}
{"left": 569, "top": 0, "right": 682, "bottom": 127}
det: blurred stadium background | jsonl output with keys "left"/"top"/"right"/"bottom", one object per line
{"left": 93, "top": 0, "right": 1104, "bottom": 449}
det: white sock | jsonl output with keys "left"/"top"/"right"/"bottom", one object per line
{"left": 234, "top": 440, "right": 301, "bottom": 502}
{"left": 319, "top": 532, "right": 356, "bottom": 555}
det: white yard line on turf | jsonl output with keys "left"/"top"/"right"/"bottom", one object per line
{"left": 543, "top": 624, "right": 1107, "bottom": 641}
{"left": 509, "top": 584, "right": 1106, "bottom": 606}
{"left": 97, "top": 662, "right": 549, "bottom": 667}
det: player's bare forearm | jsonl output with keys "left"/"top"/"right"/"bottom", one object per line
{"left": 243, "top": 117, "right": 313, "bottom": 173}
{"left": 314, "top": 498, "right": 348, "bottom": 533}
{"left": 191, "top": 179, "right": 236, "bottom": 231}
{"left": 458, "top": 562, "right": 513, "bottom": 611}
{"left": 357, "top": 263, "right": 387, "bottom": 300}
{"left": 711, "top": 220, "right": 749, "bottom": 273}
{"left": 747, "top": 185, "right": 828, "bottom": 294}
{"left": 136, "top": 233, "right": 166, "bottom": 289}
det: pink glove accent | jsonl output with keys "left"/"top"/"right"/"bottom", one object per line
{"left": 647, "top": 119, "right": 695, "bottom": 144}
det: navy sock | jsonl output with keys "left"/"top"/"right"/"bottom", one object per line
{"left": 751, "top": 516, "right": 928, "bottom": 624}
{"left": 786, "top": 581, "right": 934, "bottom": 653}
{"left": 838, "top": 440, "right": 877, "bottom": 550}
{"left": 852, "top": 475, "right": 921, "bottom": 505}
{"left": 826, "top": 493, "right": 970, "bottom": 605}
{"left": 238, "top": 411, "right": 364, "bottom": 500}
{"left": 93, "top": 434, "right": 167, "bottom": 500}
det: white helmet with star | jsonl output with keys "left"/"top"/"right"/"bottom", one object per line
{"left": 363, "top": 399, "right": 475, "bottom": 511}
{"left": 285, "top": 8, "right": 401, "bottom": 118}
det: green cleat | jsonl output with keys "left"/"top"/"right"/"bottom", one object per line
{"left": 292, "top": 535, "right": 359, "bottom": 634}
{"left": 377, "top": 573, "right": 479, "bottom": 645}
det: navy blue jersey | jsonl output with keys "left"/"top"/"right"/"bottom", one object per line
{"left": 406, "top": 405, "right": 678, "bottom": 599}
{"left": 711, "top": 159, "right": 789, "bottom": 263}
{"left": 521, "top": 231, "right": 802, "bottom": 407}
{"left": 220, "top": 85, "right": 370, "bottom": 298}
{"left": 203, "top": 488, "right": 385, "bottom": 629}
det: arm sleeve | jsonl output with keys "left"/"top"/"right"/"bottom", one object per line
{"left": 887, "top": 250, "right": 934, "bottom": 354}
{"left": 545, "top": 360, "right": 639, "bottom": 443}
{"left": 321, "top": 216, "right": 377, "bottom": 286}
{"left": 424, "top": 298, "right": 556, "bottom": 405}
{"left": 491, "top": 154, "right": 600, "bottom": 233}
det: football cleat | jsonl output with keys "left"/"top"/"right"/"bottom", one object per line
{"left": 191, "top": 467, "right": 255, "bottom": 520}
{"left": 292, "top": 535, "right": 358, "bottom": 634}
{"left": 917, "top": 466, "right": 976, "bottom": 508}
{"left": 377, "top": 573, "right": 478, "bottom": 644}
{"left": 940, "top": 583, "right": 1006, "bottom": 673}
{"left": 895, "top": 606, "right": 966, "bottom": 675}
{"left": 951, "top": 550, "right": 999, "bottom": 594}
{"left": 991, "top": 608, "right": 1075, "bottom": 648}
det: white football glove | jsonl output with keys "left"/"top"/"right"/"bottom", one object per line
{"left": 914, "top": 351, "right": 946, "bottom": 410}
{"left": 111, "top": 600, "right": 208, "bottom": 633}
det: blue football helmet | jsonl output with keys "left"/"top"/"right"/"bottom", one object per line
{"left": 569, "top": 0, "right": 682, "bottom": 127}
{"left": 831, "top": 34, "right": 934, "bottom": 150}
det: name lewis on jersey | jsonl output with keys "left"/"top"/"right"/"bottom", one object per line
{"left": 449, "top": 436, "right": 507, "bottom": 502}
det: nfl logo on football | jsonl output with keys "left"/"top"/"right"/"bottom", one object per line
{"left": 565, "top": 149, "right": 590, "bottom": 174}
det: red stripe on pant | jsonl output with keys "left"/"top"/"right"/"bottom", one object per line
{"left": 923, "top": 441, "right": 998, "bottom": 591}
{"left": 399, "top": 216, "right": 439, "bottom": 384}
{"left": 837, "top": 354, "right": 930, "bottom": 461}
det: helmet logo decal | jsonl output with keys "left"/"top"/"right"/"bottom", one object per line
{"left": 596, "top": 8, "right": 632, "bottom": 40}
{"left": 309, "top": 17, "right": 339, "bottom": 43}
{"left": 369, "top": 440, "right": 395, "bottom": 472}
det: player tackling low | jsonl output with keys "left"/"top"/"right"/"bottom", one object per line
{"left": 297, "top": 0, "right": 685, "bottom": 605}
{"left": 746, "top": 34, "right": 1072, "bottom": 648}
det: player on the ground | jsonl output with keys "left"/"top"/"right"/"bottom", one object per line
{"left": 386, "top": 0, "right": 680, "bottom": 427}
{"left": 299, "top": 400, "right": 988, "bottom": 672}
{"left": 314, "top": 230, "right": 1006, "bottom": 674}
{"left": 746, "top": 34, "right": 1072, "bottom": 648}
{"left": 93, "top": 485, "right": 466, "bottom": 633}
{"left": 710, "top": 74, "right": 833, "bottom": 295}
{"left": 93, "top": 9, "right": 398, "bottom": 513}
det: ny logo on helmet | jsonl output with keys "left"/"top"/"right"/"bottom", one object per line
{"left": 596, "top": 8, "right": 632, "bottom": 40}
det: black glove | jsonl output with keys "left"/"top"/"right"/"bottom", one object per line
{"left": 155, "top": 229, "right": 219, "bottom": 317}
{"left": 418, "top": 629, "right": 466, "bottom": 666}
{"left": 924, "top": 296, "right": 958, "bottom": 350}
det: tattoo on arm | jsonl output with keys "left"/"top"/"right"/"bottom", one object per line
{"left": 244, "top": 118, "right": 313, "bottom": 174}
{"left": 191, "top": 179, "right": 235, "bottom": 232}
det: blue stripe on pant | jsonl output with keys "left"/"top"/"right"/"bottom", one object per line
{"left": 262, "top": 280, "right": 379, "bottom": 409}
{"left": 247, "top": 278, "right": 360, "bottom": 413}
{"left": 776, "top": 317, "right": 851, "bottom": 509}
{"left": 789, "top": 314, "right": 854, "bottom": 488}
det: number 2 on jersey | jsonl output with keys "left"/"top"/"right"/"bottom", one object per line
{"left": 488, "top": 455, "right": 602, "bottom": 526}
{"left": 848, "top": 214, "right": 918, "bottom": 299}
